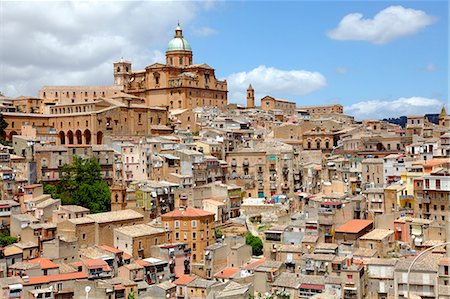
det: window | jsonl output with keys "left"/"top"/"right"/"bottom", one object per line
{"left": 175, "top": 232, "right": 179, "bottom": 240}
{"left": 193, "top": 232, "right": 196, "bottom": 239}
{"left": 192, "top": 220, "right": 197, "bottom": 228}
{"left": 82, "top": 233, "right": 86, "bottom": 240}
{"left": 175, "top": 220, "right": 180, "bottom": 228}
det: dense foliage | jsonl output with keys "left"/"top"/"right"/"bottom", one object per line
{"left": 0, "top": 231, "right": 17, "bottom": 247}
{"left": 44, "top": 157, "right": 111, "bottom": 213}
{"left": 245, "top": 233, "right": 263, "bottom": 256}
{"left": 0, "top": 113, "right": 9, "bottom": 145}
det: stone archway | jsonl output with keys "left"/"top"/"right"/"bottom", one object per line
{"left": 9, "top": 131, "right": 18, "bottom": 141}
{"left": 59, "top": 131, "right": 65, "bottom": 145}
{"left": 75, "top": 130, "right": 82, "bottom": 144}
{"left": 67, "top": 130, "right": 74, "bottom": 144}
{"left": 83, "top": 129, "right": 91, "bottom": 145}
{"left": 96, "top": 131, "right": 103, "bottom": 144}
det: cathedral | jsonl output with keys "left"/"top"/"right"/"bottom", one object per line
{"left": 39, "top": 25, "right": 228, "bottom": 110}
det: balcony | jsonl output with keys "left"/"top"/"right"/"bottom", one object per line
{"left": 400, "top": 195, "right": 414, "bottom": 200}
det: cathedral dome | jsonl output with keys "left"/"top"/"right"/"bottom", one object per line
{"left": 166, "top": 25, "right": 192, "bottom": 52}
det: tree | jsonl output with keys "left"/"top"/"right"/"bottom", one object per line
{"left": 245, "top": 233, "right": 263, "bottom": 256}
{"left": 0, "top": 231, "right": 17, "bottom": 247}
{"left": 0, "top": 113, "right": 8, "bottom": 145}
{"left": 45, "top": 157, "right": 111, "bottom": 213}
{"left": 215, "top": 228, "right": 223, "bottom": 240}
{"left": 43, "top": 184, "right": 58, "bottom": 199}
{"left": 127, "top": 291, "right": 136, "bottom": 299}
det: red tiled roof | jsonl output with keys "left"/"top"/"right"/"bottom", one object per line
{"left": 23, "top": 271, "right": 87, "bottom": 285}
{"left": 335, "top": 219, "right": 373, "bottom": 234}
{"left": 99, "top": 245, "right": 123, "bottom": 254}
{"left": 135, "top": 260, "right": 151, "bottom": 267}
{"left": 161, "top": 207, "right": 214, "bottom": 218}
{"left": 29, "top": 258, "right": 59, "bottom": 269}
{"left": 300, "top": 284, "right": 325, "bottom": 290}
{"left": 71, "top": 261, "right": 83, "bottom": 268}
{"left": 423, "top": 158, "right": 450, "bottom": 167}
{"left": 244, "top": 258, "right": 266, "bottom": 270}
{"left": 123, "top": 253, "right": 132, "bottom": 260}
{"left": 214, "top": 267, "right": 239, "bottom": 279}
{"left": 173, "top": 274, "right": 196, "bottom": 285}
{"left": 114, "top": 284, "right": 125, "bottom": 291}
{"left": 83, "top": 259, "right": 111, "bottom": 271}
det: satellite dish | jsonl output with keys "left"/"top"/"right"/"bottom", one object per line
{"left": 85, "top": 286, "right": 91, "bottom": 293}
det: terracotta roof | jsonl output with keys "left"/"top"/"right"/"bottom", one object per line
{"left": 423, "top": 158, "right": 450, "bottom": 167}
{"left": 98, "top": 245, "right": 123, "bottom": 254}
{"left": 83, "top": 259, "right": 111, "bottom": 271}
{"left": 29, "top": 258, "right": 59, "bottom": 269}
{"left": 161, "top": 207, "right": 214, "bottom": 218}
{"left": 173, "top": 274, "right": 196, "bottom": 285}
{"left": 123, "top": 253, "right": 132, "bottom": 260}
{"left": 24, "top": 271, "right": 87, "bottom": 285}
{"left": 243, "top": 257, "right": 266, "bottom": 270}
{"left": 300, "top": 283, "right": 325, "bottom": 290}
{"left": 335, "top": 219, "right": 373, "bottom": 234}
{"left": 214, "top": 267, "right": 240, "bottom": 279}
{"left": 134, "top": 259, "right": 151, "bottom": 267}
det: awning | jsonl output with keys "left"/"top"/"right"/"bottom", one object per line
{"left": 9, "top": 284, "right": 23, "bottom": 290}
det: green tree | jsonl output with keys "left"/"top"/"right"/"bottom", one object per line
{"left": 215, "top": 228, "right": 223, "bottom": 240}
{"left": 0, "top": 231, "right": 17, "bottom": 247}
{"left": 45, "top": 157, "right": 111, "bottom": 213}
{"left": 43, "top": 184, "right": 58, "bottom": 199}
{"left": 245, "top": 233, "right": 263, "bottom": 256}
{"left": 0, "top": 113, "right": 8, "bottom": 145}
{"left": 127, "top": 291, "right": 136, "bottom": 299}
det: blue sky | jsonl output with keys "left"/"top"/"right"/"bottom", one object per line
{"left": 1, "top": 1, "right": 448, "bottom": 119}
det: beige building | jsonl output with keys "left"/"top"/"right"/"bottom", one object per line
{"left": 58, "top": 209, "right": 145, "bottom": 248}
{"left": 3, "top": 96, "right": 170, "bottom": 144}
{"left": 161, "top": 207, "right": 215, "bottom": 263}
{"left": 113, "top": 223, "right": 166, "bottom": 259}
{"left": 38, "top": 26, "right": 228, "bottom": 112}
{"left": 358, "top": 229, "right": 395, "bottom": 258}
{"left": 226, "top": 141, "right": 295, "bottom": 198}
{"left": 261, "top": 96, "right": 296, "bottom": 114}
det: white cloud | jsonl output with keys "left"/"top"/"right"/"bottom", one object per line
{"left": 0, "top": 1, "right": 209, "bottom": 97}
{"left": 327, "top": 6, "right": 436, "bottom": 44}
{"left": 226, "top": 65, "right": 327, "bottom": 104}
{"left": 345, "top": 97, "right": 443, "bottom": 119}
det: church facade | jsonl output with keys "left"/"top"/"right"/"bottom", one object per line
{"left": 39, "top": 25, "right": 228, "bottom": 110}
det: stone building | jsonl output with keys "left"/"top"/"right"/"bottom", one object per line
{"left": 3, "top": 96, "right": 170, "bottom": 144}
{"left": 260, "top": 96, "right": 296, "bottom": 114}
{"left": 161, "top": 207, "right": 215, "bottom": 263}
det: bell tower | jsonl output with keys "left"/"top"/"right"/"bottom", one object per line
{"left": 111, "top": 185, "right": 127, "bottom": 211}
{"left": 113, "top": 58, "right": 132, "bottom": 87}
{"left": 439, "top": 106, "right": 448, "bottom": 127}
{"left": 246, "top": 84, "right": 255, "bottom": 109}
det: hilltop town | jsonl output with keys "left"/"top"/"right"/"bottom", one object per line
{"left": 0, "top": 25, "right": 448, "bottom": 299}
